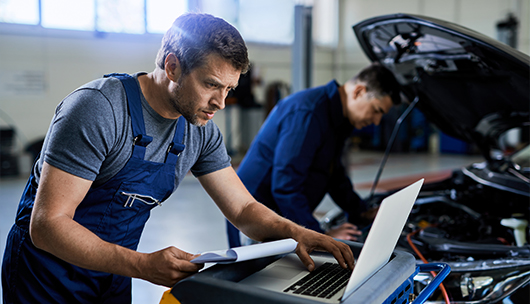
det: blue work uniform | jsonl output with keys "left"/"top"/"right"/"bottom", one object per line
{"left": 2, "top": 74, "right": 186, "bottom": 303}
{"left": 227, "top": 80, "right": 366, "bottom": 247}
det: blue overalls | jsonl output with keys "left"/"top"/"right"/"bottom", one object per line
{"left": 2, "top": 74, "right": 186, "bottom": 303}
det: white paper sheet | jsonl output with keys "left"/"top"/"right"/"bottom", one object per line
{"left": 191, "top": 238, "right": 298, "bottom": 264}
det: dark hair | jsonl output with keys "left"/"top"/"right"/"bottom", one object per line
{"left": 354, "top": 63, "right": 402, "bottom": 105}
{"left": 155, "top": 13, "right": 250, "bottom": 75}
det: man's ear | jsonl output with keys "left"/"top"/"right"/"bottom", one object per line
{"left": 352, "top": 83, "right": 366, "bottom": 100}
{"left": 165, "top": 53, "right": 181, "bottom": 82}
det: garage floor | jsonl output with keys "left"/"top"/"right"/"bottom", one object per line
{"left": 0, "top": 150, "right": 482, "bottom": 303}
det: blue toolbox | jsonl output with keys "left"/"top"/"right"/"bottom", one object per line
{"left": 161, "top": 241, "right": 449, "bottom": 304}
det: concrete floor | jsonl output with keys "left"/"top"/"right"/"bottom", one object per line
{"left": 0, "top": 150, "right": 483, "bottom": 303}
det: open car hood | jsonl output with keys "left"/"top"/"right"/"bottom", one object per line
{"left": 353, "top": 13, "right": 530, "bottom": 160}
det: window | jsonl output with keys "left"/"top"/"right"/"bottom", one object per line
{"left": 0, "top": 0, "right": 39, "bottom": 25}
{"left": 199, "top": 0, "right": 295, "bottom": 45}
{"left": 0, "top": 0, "right": 337, "bottom": 47}
{"left": 193, "top": 0, "right": 338, "bottom": 46}
{"left": 146, "top": 0, "right": 188, "bottom": 34}
{"left": 42, "top": 0, "right": 95, "bottom": 31}
{"left": 199, "top": 0, "right": 239, "bottom": 26}
{"left": 238, "top": 0, "right": 295, "bottom": 44}
{"left": 0, "top": 0, "right": 186, "bottom": 34}
{"left": 96, "top": 0, "right": 145, "bottom": 34}
{"left": 312, "top": 0, "right": 338, "bottom": 47}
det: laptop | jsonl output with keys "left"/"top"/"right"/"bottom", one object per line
{"left": 239, "top": 179, "right": 424, "bottom": 303}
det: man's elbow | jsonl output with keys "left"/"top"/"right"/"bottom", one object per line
{"left": 29, "top": 215, "right": 50, "bottom": 250}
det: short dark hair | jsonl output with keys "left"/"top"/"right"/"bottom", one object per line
{"left": 354, "top": 63, "right": 402, "bottom": 105}
{"left": 155, "top": 13, "right": 250, "bottom": 75}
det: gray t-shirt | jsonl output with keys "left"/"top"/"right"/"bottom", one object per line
{"left": 34, "top": 73, "right": 231, "bottom": 190}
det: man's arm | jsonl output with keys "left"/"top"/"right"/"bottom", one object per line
{"left": 198, "top": 166, "right": 355, "bottom": 271}
{"left": 29, "top": 162, "right": 203, "bottom": 287}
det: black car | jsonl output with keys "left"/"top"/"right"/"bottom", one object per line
{"left": 347, "top": 13, "right": 529, "bottom": 303}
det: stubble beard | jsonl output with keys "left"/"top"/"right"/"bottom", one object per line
{"left": 170, "top": 79, "right": 205, "bottom": 127}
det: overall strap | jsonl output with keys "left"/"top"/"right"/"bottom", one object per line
{"left": 165, "top": 116, "right": 187, "bottom": 164}
{"left": 104, "top": 73, "right": 152, "bottom": 159}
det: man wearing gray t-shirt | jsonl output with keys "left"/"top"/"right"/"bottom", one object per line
{"left": 2, "top": 13, "right": 354, "bottom": 304}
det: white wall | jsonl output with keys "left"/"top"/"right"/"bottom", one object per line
{"left": 1, "top": 0, "right": 528, "bottom": 173}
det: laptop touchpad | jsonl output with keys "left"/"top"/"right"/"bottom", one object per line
{"left": 259, "top": 265, "right": 301, "bottom": 280}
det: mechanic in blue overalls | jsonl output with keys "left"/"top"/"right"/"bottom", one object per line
{"left": 2, "top": 13, "right": 355, "bottom": 303}
{"left": 227, "top": 64, "right": 402, "bottom": 248}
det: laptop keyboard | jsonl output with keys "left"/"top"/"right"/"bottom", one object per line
{"left": 283, "top": 262, "right": 352, "bottom": 299}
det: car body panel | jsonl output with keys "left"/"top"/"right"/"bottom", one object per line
{"left": 353, "top": 13, "right": 529, "bottom": 161}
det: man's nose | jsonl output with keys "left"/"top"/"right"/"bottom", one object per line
{"left": 210, "top": 91, "right": 227, "bottom": 110}
{"left": 373, "top": 114, "right": 383, "bottom": 126}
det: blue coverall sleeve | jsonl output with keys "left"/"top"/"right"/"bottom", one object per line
{"left": 271, "top": 110, "right": 324, "bottom": 232}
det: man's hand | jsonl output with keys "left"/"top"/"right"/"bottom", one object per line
{"left": 292, "top": 229, "right": 355, "bottom": 272}
{"left": 325, "top": 223, "right": 362, "bottom": 241}
{"left": 136, "top": 247, "right": 204, "bottom": 287}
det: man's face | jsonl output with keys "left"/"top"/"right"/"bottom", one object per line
{"left": 344, "top": 85, "right": 393, "bottom": 130}
{"left": 169, "top": 54, "right": 240, "bottom": 127}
